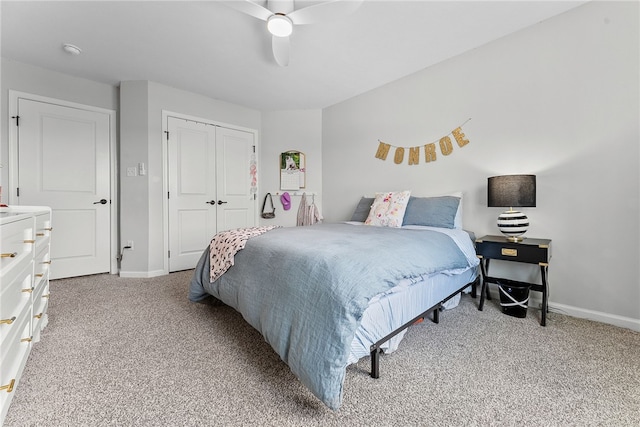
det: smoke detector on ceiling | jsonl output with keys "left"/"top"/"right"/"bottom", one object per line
{"left": 62, "top": 43, "right": 82, "bottom": 55}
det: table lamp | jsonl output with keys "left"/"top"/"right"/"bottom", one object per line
{"left": 488, "top": 174, "right": 536, "bottom": 242}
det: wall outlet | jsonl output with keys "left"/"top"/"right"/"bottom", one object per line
{"left": 127, "top": 240, "right": 134, "bottom": 250}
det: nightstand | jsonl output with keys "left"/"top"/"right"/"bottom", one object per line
{"left": 475, "top": 235, "right": 551, "bottom": 326}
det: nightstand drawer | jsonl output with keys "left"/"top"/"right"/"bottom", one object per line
{"left": 476, "top": 236, "right": 551, "bottom": 265}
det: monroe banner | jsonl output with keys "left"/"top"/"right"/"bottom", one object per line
{"left": 375, "top": 121, "right": 471, "bottom": 165}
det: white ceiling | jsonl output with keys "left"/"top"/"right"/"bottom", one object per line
{"left": 1, "top": 1, "right": 587, "bottom": 111}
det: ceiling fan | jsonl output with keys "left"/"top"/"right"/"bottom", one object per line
{"left": 224, "top": 0, "right": 363, "bottom": 66}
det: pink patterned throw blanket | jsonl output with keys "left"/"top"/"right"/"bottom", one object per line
{"left": 209, "top": 226, "right": 280, "bottom": 283}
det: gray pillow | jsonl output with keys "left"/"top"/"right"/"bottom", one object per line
{"left": 402, "top": 196, "right": 461, "bottom": 229}
{"left": 350, "top": 197, "right": 374, "bottom": 222}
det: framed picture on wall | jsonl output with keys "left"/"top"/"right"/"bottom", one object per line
{"left": 280, "top": 151, "right": 305, "bottom": 190}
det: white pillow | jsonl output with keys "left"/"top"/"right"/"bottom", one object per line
{"left": 447, "top": 191, "right": 464, "bottom": 229}
{"left": 364, "top": 190, "right": 411, "bottom": 228}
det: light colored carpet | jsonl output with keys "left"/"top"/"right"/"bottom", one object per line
{"left": 4, "top": 271, "right": 639, "bottom": 426}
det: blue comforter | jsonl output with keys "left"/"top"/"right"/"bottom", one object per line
{"left": 189, "top": 223, "right": 472, "bottom": 410}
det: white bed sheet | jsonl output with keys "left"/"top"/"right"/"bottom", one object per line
{"left": 345, "top": 222, "right": 479, "bottom": 365}
{"left": 348, "top": 266, "right": 476, "bottom": 364}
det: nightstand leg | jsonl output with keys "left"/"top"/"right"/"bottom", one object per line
{"left": 484, "top": 259, "right": 492, "bottom": 301}
{"left": 478, "top": 258, "right": 489, "bottom": 311}
{"left": 540, "top": 265, "right": 548, "bottom": 326}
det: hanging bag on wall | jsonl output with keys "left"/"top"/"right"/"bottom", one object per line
{"left": 261, "top": 193, "right": 276, "bottom": 219}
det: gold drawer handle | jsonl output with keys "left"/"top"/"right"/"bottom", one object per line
{"left": 36, "top": 273, "right": 44, "bottom": 277}
{"left": 22, "top": 287, "right": 34, "bottom": 293}
{"left": 44, "top": 227, "right": 53, "bottom": 231}
{"left": 42, "top": 294, "right": 50, "bottom": 299}
{"left": 1, "top": 252, "right": 18, "bottom": 258}
{"left": 34, "top": 313, "right": 43, "bottom": 319}
{"left": 24, "top": 239, "right": 36, "bottom": 244}
{"left": 0, "top": 379, "right": 15, "bottom": 393}
{"left": 36, "top": 233, "right": 45, "bottom": 237}
{"left": 501, "top": 248, "right": 518, "bottom": 257}
{"left": 42, "top": 261, "right": 52, "bottom": 264}
{"left": 21, "top": 336, "right": 33, "bottom": 343}
{"left": 0, "top": 317, "right": 17, "bottom": 325}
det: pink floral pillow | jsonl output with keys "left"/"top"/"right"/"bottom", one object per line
{"left": 364, "top": 190, "right": 411, "bottom": 227}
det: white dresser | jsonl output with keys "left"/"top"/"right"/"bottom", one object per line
{"left": 0, "top": 206, "right": 52, "bottom": 425}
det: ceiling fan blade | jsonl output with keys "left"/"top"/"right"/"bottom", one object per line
{"left": 272, "top": 35, "right": 290, "bottom": 67}
{"left": 222, "top": 0, "right": 272, "bottom": 21}
{"left": 288, "top": 0, "right": 363, "bottom": 25}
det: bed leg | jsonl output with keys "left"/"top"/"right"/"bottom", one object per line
{"left": 432, "top": 305, "right": 440, "bottom": 324}
{"left": 370, "top": 347, "right": 381, "bottom": 379}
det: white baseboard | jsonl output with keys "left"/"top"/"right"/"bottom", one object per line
{"left": 547, "top": 302, "right": 640, "bottom": 332}
{"left": 486, "top": 288, "right": 640, "bottom": 332}
{"left": 119, "top": 269, "right": 166, "bottom": 278}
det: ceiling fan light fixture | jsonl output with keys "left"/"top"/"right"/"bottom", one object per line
{"left": 267, "top": 14, "right": 293, "bottom": 37}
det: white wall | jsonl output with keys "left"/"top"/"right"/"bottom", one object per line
{"left": 119, "top": 80, "right": 262, "bottom": 276}
{"left": 322, "top": 1, "right": 639, "bottom": 329}
{"left": 259, "top": 110, "right": 323, "bottom": 227}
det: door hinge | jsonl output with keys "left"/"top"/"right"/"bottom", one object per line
{"left": 168, "top": 250, "right": 170, "bottom": 258}
{"left": 167, "top": 191, "right": 170, "bottom": 199}
{"left": 164, "top": 131, "right": 169, "bottom": 140}
{"left": 16, "top": 187, "right": 20, "bottom": 197}
{"left": 11, "top": 115, "right": 20, "bottom": 126}
{"left": 252, "top": 145, "right": 256, "bottom": 153}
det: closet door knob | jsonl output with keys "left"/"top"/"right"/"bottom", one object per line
{"left": 93, "top": 199, "right": 108, "bottom": 205}
{"left": 217, "top": 200, "right": 228, "bottom": 205}
{"left": 206, "top": 200, "right": 216, "bottom": 205}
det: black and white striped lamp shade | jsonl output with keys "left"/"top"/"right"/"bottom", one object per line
{"left": 488, "top": 175, "right": 536, "bottom": 241}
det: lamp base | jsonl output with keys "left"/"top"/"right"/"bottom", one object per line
{"left": 497, "top": 209, "right": 529, "bottom": 242}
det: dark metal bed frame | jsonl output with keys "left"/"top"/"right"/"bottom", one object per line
{"left": 368, "top": 276, "right": 479, "bottom": 379}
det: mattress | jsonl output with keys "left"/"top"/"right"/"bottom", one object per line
{"left": 348, "top": 265, "right": 476, "bottom": 364}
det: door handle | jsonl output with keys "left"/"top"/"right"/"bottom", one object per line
{"left": 93, "top": 199, "right": 108, "bottom": 205}
{"left": 206, "top": 200, "right": 216, "bottom": 205}
{"left": 217, "top": 200, "right": 228, "bottom": 205}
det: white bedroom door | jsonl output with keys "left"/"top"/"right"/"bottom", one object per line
{"left": 15, "top": 98, "right": 112, "bottom": 279}
{"left": 167, "top": 117, "right": 256, "bottom": 272}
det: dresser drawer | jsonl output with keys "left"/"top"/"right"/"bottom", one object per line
{"left": 0, "top": 299, "right": 32, "bottom": 364}
{"left": 0, "top": 261, "right": 33, "bottom": 325}
{"left": 34, "top": 246, "right": 50, "bottom": 292}
{"left": 32, "top": 282, "right": 49, "bottom": 342}
{"left": 34, "top": 213, "right": 52, "bottom": 256}
{"left": 0, "top": 309, "right": 31, "bottom": 415}
{"left": 1, "top": 217, "right": 35, "bottom": 280}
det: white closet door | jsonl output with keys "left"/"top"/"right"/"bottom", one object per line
{"left": 16, "top": 98, "right": 112, "bottom": 279}
{"left": 167, "top": 117, "right": 217, "bottom": 272}
{"left": 215, "top": 126, "right": 256, "bottom": 232}
{"left": 167, "top": 117, "right": 257, "bottom": 272}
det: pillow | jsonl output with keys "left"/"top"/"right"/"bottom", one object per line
{"left": 350, "top": 197, "right": 375, "bottom": 222}
{"left": 448, "top": 191, "right": 464, "bottom": 229}
{"left": 402, "top": 196, "right": 461, "bottom": 229}
{"left": 416, "top": 191, "right": 464, "bottom": 229}
{"left": 364, "top": 190, "right": 411, "bottom": 228}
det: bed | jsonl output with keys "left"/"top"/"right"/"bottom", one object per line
{"left": 188, "top": 192, "right": 479, "bottom": 410}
